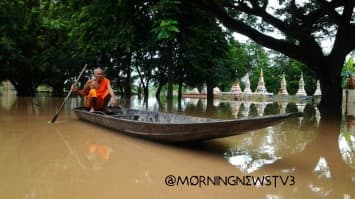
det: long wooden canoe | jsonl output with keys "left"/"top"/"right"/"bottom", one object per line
{"left": 73, "top": 107, "right": 302, "bottom": 143}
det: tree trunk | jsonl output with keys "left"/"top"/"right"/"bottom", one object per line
{"left": 115, "top": 73, "right": 124, "bottom": 97}
{"left": 120, "top": 97, "right": 131, "bottom": 109}
{"left": 155, "top": 80, "right": 165, "bottom": 99}
{"left": 206, "top": 82, "right": 214, "bottom": 110}
{"left": 13, "top": 80, "right": 35, "bottom": 96}
{"left": 167, "top": 98, "right": 173, "bottom": 112}
{"left": 143, "top": 84, "right": 149, "bottom": 105}
{"left": 156, "top": 96, "right": 165, "bottom": 112}
{"left": 317, "top": 62, "right": 343, "bottom": 117}
{"left": 167, "top": 43, "right": 174, "bottom": 100}
{"left": 178, "top": 81, "right": 183, "bottom": 112}
{"left": 143, "top": 83, "right": 149, "bottom": 109}
{"left": 177, "top": 65, "right": 183, "bottom": 108}
{"left": 51, "top": 81, "right": 64, "bottom": 97}
{"left": 137, "top": 83, "right": 142, "bottom": 100}
{"left": 124, "top": 54, "right": 132, "bottom": 98}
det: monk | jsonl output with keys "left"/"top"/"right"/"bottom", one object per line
{"left": 71, "top": 67, "right": 117, "bottom": 112}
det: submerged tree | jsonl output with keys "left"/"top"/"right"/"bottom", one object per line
{"left": 151, "top": 0, "right": 181, "bottom": 100}
{"left": 0, "top": 0, "right": 70, "bottom": 96}
{"left": 180, "top": 5, "right": 236, "bottom": 104}
{"left": 183, "top": 0, "right": 355, "bottom": 114}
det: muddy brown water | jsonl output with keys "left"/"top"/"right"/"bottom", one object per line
{"left": 0, "top": 94, "right": 354, "bottom": 199}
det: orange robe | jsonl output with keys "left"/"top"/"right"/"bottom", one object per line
{"left": 86, "top": 78, "right": 110, "bottom": 110}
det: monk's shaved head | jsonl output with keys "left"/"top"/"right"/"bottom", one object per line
{"left": 93, "top": 67, "right": 105, "bottom": 81}
{"left": 94, "top": 67, "right": 104, "bottom": 74}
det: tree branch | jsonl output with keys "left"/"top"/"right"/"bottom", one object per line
{"left": 300, "top": 9, "right": 325, "bottom": 30}
{"left": 224, "top": 1, "right": 324, "bottom": 57}
{"left": 343, "top": 0, "right": 355, "bottom": 24}
{"left": 330, "top": 23, "right": 355, "bottom": 60}
{"left": 226, "top": 2, "right": 299, "bottom": 38}
{"left": 327, "top": 1, "right": 355, "bottom": 60}
{"left": 188, "top": 0, "right": 324, "bottom": 69}
{"left": 315, "top": 0, "right": 345, "bottom": 26}
{"left": 182, "top": 0, "right": 355, "bottom": 73}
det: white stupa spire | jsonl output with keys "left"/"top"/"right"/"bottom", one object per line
{"left": 243, "top": 73, "right": 252, "bottom": 94}
{"left": 313, "top": 80, "right": 322, "bottom": 96}
{"left": 255, "top": 68, "right": 267, "bottom": 94}
{"left": 279, "top": 74, "right": 289, "bottom": 95}
{"left": 296, "top": 72, "right": 307, "bottom": 96}
{"left": 231, "top": 81, "right": 243, "bottom": 95}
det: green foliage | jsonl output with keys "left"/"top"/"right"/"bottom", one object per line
{"left": 179, "top": 7, "right": 236, "bottom": 91}
{"left": 342, "top": 58, "right": 355, "bottom": 88}
{"left": 152, "top": 19, "right": 180, "bottom": 40}
{"left": 227, "top": 40, "right": 249, "bottom": 79}
{"left": 266, "top": 50, "right": 317, "bottom": 95}
{"left": 151, "top": 0, "right": 180, "bottom": 42}
{"left": 229, "top": 41, "right": 317, "bottom": 95}
{"left": 0, "top": 0, "right": 322, "bottom": 98}
{"left": 0, "top": 0, "right": 72, "bottom": 95}
{"left": 343, "top": 59, "right": 355, "bottom": 72}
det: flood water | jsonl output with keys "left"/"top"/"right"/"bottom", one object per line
{"left": 0, "top": 93, "right": 354, "bottom": 199}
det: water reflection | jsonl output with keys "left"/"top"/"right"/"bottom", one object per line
{"left": 224, "top": 119, "right": 317, "bottom": 174}
{"left": 224, "top": 128, "right": 282, "bottom": 173}
{"left": 138, "top": 98, "right": 323, "bottom": 175}
{"left": 152, "top": 97, "right": 354, "bottom": 197}
{"left": 339, "top": 117, "right": 355, "bottom": 169}
{"left": 309, "top": 156, "right": 333, "bottom": 197}
{"left": 0, "top": 95, "right": 354, "bottom": 198}
{"left": 88, "top": 142, "right": 112, "bottom": 161}
{"left": 0, "top": 92, "right": 16, "bottom": 111}
{"left": 87, "top": 142, "right": 113, "bottom": 171}
{"left": 212, "top": 98, "right": 354, "bottom": 198}
{"left": 313, "top": 157, "right": 331, "bottom": 179}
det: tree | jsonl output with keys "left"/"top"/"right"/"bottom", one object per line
{"left": 151, "top": 0, "right": 181, "bottom": 100}
{"left": 0, "top": 0, "right": 72, "bottom": 96}
{"left": 69, "top": 0, "right": 153, "bottom": 98}
{"left": 182, "top": 0, "right": 355, "bottom": 114}
{"left": 180, "top": 7, "right": 235, "bottom": 104}
{"left": 227, "top": 40, "right": 250, "bottom": 81}
{"left": 242, "top": 41, "right": 270, "bottom": 91}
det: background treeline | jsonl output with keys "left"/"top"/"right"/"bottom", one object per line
{"left": 0, "top": 0, "right": 316, "bottom": 100}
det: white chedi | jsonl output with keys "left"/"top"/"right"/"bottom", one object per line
{"left": 313, "top": 80, "right": 322, "bottom": 96}
{"left": 231, "top": 82, "right": 243, "bottom": 95}
{"left": 296, "top": 73, "right": 307, "bottom": 96}
{"left": 213, "top": 87, "right": 221, "bottom": 94}
{"left": 255, "top": 68, "right": 267, "bottom": 94}
{"left": 278, "top": 74, "right": 289, "bottom": 95}
{"left": 186, "top": 88, "right": 200, "bottom": 94}
{"left": 243, "top": 73, "right": 253, "bottom": 94}
{"left": 201, "top": 83, "right": 207, "bottom": 94}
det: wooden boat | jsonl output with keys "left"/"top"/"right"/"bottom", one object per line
{"left": 73, "top": 107, "right": 302, "bottom": 143}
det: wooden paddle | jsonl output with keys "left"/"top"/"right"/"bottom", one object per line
{"left": 50, "top": 64, "right": 88, "bottom": 123}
